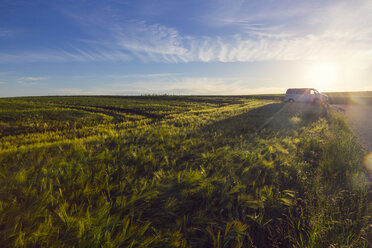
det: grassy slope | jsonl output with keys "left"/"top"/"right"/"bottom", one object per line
{"left": 0, "top": 96, "right": 370, "bottom": 247}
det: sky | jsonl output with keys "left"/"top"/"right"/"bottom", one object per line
{"left": 0, "top": 0, "right": 372, "bottom": 97}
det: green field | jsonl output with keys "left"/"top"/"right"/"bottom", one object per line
{"left": 325, "top": 91, "right": 372, "bottom": 105}
{"left": 0, "top": 96, "right": 370, "bottom": 247}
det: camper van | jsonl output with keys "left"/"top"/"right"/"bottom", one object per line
{"left": 284, "top": 88, "right": 328, "bottom": 104}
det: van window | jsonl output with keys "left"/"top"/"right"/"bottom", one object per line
{"left": 296, "top": 89, "right": 307, "bottom": 94}
{"left": 286, "top": 89, "right": 296, "bottom": 94}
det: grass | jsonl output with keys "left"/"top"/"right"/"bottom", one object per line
{"left": 0, "top": 96, "right": 370, "bottom": 247}
{"left": 325, "top": 91, "right": 372, "bottom": 105}
{"left": 230, "top": 90, "right": 372, "bottom": 105}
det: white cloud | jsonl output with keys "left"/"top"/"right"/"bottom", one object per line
{"left": 3, "top": 28, "right": 368, "bottom": 64}
{"left": 2, "top": 0, "right": 372, "bottom": 65}
{"left": 0, "top": 30, "right": 17, "bottom": 38}
{"left": 72, "top": 1, "right": 372, "bottom": 64}
{"left": 17, "top": 76, "right": 47, "bottom": 85}
{"left": 0, "top": 48, "right": 131, "bottom": 63}
{"left": 18, "top": 76, "right": 47, "bottom": 81}
{"left": 114, "top": 21, "right": 187, "bottom": 57}
{"left": 0, "top": 72, "right": 11, "bottom": 85}
{"left": 0, "top": 72, "right": 12, "bottom": 75}
{"left": 113, "top": 73, "right": 179, "bottom": 79}
{"left": 107, "top": 76, "right": 286, "bottom": 95}
{"left": 49, "top": 75, "right": 286, "bottom": 96}
{"left": 110, "top": 0, "right": 372, "bottom": 63}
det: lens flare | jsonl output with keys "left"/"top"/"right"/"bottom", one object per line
{"left": 363, "top": 153, "right": 372, "bottom": 174}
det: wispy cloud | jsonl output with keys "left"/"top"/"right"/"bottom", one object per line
{"left": 0, "top": 29, "right": 17, "bottom": 38}
{"left": 113, "top": 73, "right": 179, "bottom": 79}
{"left": 0, "top": 81, "right": 7, "bottom": 84}
{"left": 0, "top": 72, "right": 12, "bottom": 75}
{"left": 2, "top": 0, "right": 372, "bottom": 64}
{"left": 17, "top": 76, "right": 47, "bottom": 85}
{"left": 0, "top": 48, "right": 131, "bottom": 63}
{"left": 18, "top": 76, "right": 47, "bottom": 81}
{"left": 112, "top": 21, "right": 188, "bottom": 62}
{"left": 53, "top": 76, "right": 286, "bottom": 95}
{"left": 78, "top": 0, "right": 372, "bottom": 63}
{"left": 107, "top": 75, "right": 287, "bottom": 95}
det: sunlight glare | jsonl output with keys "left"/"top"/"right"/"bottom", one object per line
{"left": 364, "top": 153, "right": 372, "bottom": 173}
{"left": 307, "top": 63, "right": 339, "bottom": 89}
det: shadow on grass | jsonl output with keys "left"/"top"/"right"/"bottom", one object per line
{"left": 199, "top": 102, "right": 328, "bottom": 138}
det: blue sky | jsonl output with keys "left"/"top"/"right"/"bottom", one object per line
{"left": 1, "top": 0, "right": 371, "bottom": 96}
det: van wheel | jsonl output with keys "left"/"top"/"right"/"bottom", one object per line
{"left": 288, "top": 99, "right": 294, "bottom": 103}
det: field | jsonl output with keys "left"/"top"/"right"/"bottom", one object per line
{"left": 202, "top": 91, "right": 372, "bottom": 105}
{"left": 238, "top": 91, "right": 372, "bottom": 105}
{"left": 325, "top": 91, "right": 372, "bottom": 105}
{"left": 0, "top": 96, "right": 371, "bottom": 247}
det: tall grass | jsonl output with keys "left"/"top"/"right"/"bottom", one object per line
{"left": 0, "top": 96, "right": 370, "bottom": 247}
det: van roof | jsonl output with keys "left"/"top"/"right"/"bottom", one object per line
{"left": 287, "top": 88, "right": 315, "bottom": 90}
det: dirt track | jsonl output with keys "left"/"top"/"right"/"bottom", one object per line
{"left": 331, "top": 104, "right": 372, "bottom": 152}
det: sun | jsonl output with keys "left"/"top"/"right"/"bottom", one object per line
{"left": 307, "top": 63, "right": 339, "bottom": 90}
